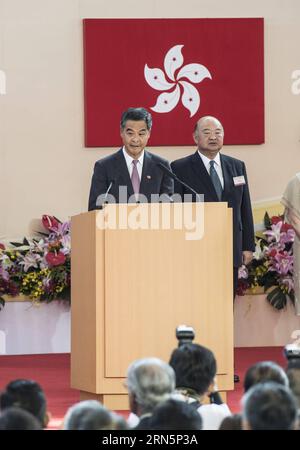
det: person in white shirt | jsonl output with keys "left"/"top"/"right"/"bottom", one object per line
{"left": 169, "top": 343, "right": 231, "bottom": 430}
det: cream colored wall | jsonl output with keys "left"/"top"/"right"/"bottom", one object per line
{"left": 0, "top": 0, "right": 299, "bottom": 237}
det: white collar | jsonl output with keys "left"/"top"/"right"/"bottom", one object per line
{"left": 122, "top": 146, "right": 144, "bottom": 167}
{"left": 198, "top": 150, "right": 221, "bottom": 167}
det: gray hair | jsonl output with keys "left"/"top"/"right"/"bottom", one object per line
{"left": 120, "top": 107, "right": 152, "bottom": 130}
{"left": 63, "top": 400, "right": 112, "bottom": 430}
{"left": 126, "top": 357, "right": 175, "bottom": 414}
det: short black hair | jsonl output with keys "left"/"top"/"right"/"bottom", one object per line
{"left": 0, "top": 407, "right": 42, "bottom": 430}
{"left": 149, "top": 399, "right": 202, "bottom": 430}
{"left": 243, "top": 361, "right": 288, "bottom": 392}
{"left": 169, "top": 343, "right": 216, "bottom": 395}
{"left": 243, "top": 382, "right": 297, "bottom": 430}
{"left": 219, "top": 414, "right": 242, "bottom": 430}
{"left": 0, "top": 379, "right": 47, "bottom": 427}
{"left": 120, "top": 107, "right": 152, "bottom": 130}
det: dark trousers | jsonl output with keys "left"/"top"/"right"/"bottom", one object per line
{"left": 233, "top": 267, "right": 238, "bottom": 300}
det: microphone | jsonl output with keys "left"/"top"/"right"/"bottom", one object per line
{"left": 157, "top": 163, "right": 202, "bottom": 202}
{"left": 96, "top": 179, "right": 115, "bottom": 209}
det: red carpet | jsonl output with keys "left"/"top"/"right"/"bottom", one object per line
{"left": 0, "top": 353, "right": 79, "bottom": 429}
{"left": 228, "top": 347, "right": 286, "bottom": 413}
{"left": 0, "top": 347, "right": 287, "bottom": 428}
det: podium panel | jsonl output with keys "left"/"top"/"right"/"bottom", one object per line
{"left": 71, "top": 203, "right": 233, "bottom": 406}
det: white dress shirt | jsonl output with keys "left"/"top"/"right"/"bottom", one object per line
{"left": 123, "top": 147, "right": 144, "bottom": 180}
{"left": 198, "top": 151, "right": 224, "bottom": 189}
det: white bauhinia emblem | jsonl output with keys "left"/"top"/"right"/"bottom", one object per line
{"left": 144, "top": 45, "right": 212, "bottom": 117}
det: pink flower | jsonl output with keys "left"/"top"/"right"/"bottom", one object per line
{"left": 0, "top": 243, "right": 5, "bottom": 251}
{"left": 269, "top": 251, "right": 293, "bottom": 276}
{"left": 279, "top": 228, "right": 295, "bottom": 245}
{"left": 264, "top": 222, "right": 283, "bottom": 243}
{"left": 45, "top": 251, "right": 66, "bottom": 267}
{"left": 0, "top": 266, "right": 9, "bottom": 281}
{"left": 238, "top": 265, "right": 248, "bottom": 279}
{"left": 42, "top": 215, "right": 60, "bottom": 231}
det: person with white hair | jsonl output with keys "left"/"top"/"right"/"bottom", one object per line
{"left": 126, "top": 357, "right": 176, "bottom": 429}
{"left": 63, "top": 400, "right": 126, "bottom": 430}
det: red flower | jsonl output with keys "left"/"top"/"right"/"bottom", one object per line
{"left": 271, "top": 216, "right": 282, "bottom": 225}
{"left": 281, "top": 223, "right": 293, "bottom": 232}
{"left": 46, "top": 251, "right": 66, "bottom": 266}
{"left": 42, "top": 215, "right": 60, "bottom": 231}
{"left": 269, "top": 248, "right": 278, "bottom": 258}
{"left": 237, "top": 280, "right": 248, "bottom": 296}
{"left": 0, "top": 243, "right": 5, "bottom": 250}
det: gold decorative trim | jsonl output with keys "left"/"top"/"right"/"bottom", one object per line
{"left": 244, "top": 287, "right": 274, "bottom": 296}
{"left": 3, "top": 294, "right": 30, "bottom": 303}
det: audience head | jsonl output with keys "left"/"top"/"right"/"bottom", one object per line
{"left": 0, "top": 407, "right": 42, "bottom": 430}
{"left": 126, "top": 357, "right": 175, "bottom": 416}
{"left": 149, "top": 399, "right": 202, "bottom": 430}
{"left": 287, "top": 368, "right": 300, "bottom": 409}
{"left": 219, "top": 414, "right": 242, "bottom": 430}
{"left": 0, "top": 379, "right": 48, "bottom": 427}
{"left": 63, "top": 400, "right": 125, "bottom": 430}
{"left": 242, "top": 382, "right": 298, "bottom": 430}
{"left": 243, "top": 361, "right": 289, "bottom": 392}
{"left": 169, "top": 343, "right": 216, "bottom": 396}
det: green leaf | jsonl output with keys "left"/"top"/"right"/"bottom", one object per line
{"left": 9, "top": 241, "right": 25, "bottom": 247}
{"left": 53, "top": 216, "right": 62, "bottom": 224}
{"left": 35, "top": 231, "right": 49, "bottom": 237}
{"left": 264, "top": 212, "right": 271, "bottom": 229}
{"left": 266, "top": 287, "right": 287, "bottom": 310}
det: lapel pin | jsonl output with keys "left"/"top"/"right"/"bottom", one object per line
{"left": 146, "top": 175, "right": 152, "bottom": 180}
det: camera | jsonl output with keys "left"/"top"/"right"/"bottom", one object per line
{"left": 284, "top": 344, "right": 300, "bottom": 369}
{"left": 283, "top": 344, "right": 300, "bottom": 361}
{"left": 175, "top": 325, "right": 195, "bottom": 347}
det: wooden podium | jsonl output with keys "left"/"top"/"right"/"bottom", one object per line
{"left": 71, "top": 203, "right": 233, "bottom": 409}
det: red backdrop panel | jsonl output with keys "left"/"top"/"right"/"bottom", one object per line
{"left": 83, "top": 18, "right": 264, "bottom": 147}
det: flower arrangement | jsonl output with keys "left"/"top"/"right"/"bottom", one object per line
{"left": 0, "top": 215, "right": 70, "bottom": 309}
{"left": 237, "top": 212, "right": 295, "bottom": 310}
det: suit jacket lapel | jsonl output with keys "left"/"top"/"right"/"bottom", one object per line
{"left": 113, "top": 149, "right": 134, "bottom": 197}
{"left": 190, "top": 152, "right": 219, "bottom": 201}
{"left": 140, "top": 151, "right": 153, "bottom": 196}
{"left": 220, "top": 155, "right": 233, "bottom": 201}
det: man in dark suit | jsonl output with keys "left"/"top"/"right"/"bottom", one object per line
{"left": 171, "top": 116, "right": 255, "bottom": 383}
{"left": 171, "top": 115, "right": 255, "bottom": 297}
{"left": 88, "top": 107, "right": 174, "bottom": 210}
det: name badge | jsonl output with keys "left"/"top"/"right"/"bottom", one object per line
{"left": 233, "top": 175, "right": 246, "bottom": 186}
